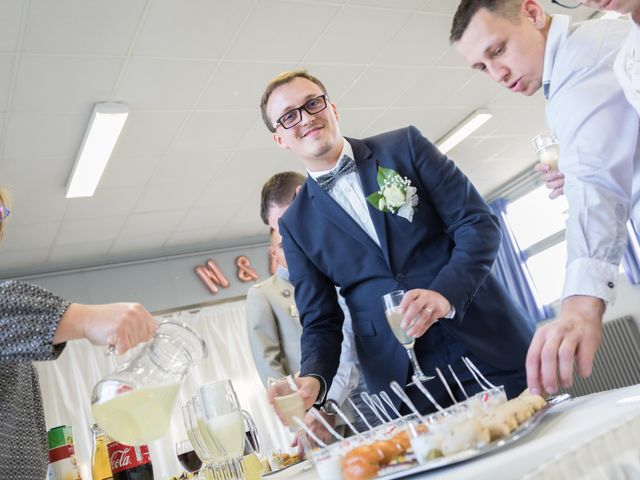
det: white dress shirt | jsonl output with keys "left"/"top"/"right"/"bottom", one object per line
{"left": 615, "top": 21, "right": 640, "bottom": 127}
{"left": 543, "top": 15, "right": 640, "bottom": 304}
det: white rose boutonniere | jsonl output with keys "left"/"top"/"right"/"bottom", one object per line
{"left": 366, "top": 167, "right": 418, "bottom": 222}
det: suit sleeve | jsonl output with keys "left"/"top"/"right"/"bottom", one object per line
{"left": 279, "top": 219, "right": 344, "bottom": 397}
{"left": 245, "top": 286, "right": 288, "bottom": 389}
{"left": 406, "top": 126, "right": 502, "bottom": 319}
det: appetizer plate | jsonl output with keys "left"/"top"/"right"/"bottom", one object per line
{"left": 377, "top": 394, "right": 571, "bottom": 479}
{"left": 263, "top": 458, "right": 311, "bottom": 477}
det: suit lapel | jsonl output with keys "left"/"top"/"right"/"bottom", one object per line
{"left": 306, "top": 179, "right": 381, "bottom": 254}
{"left": 349, "top": 137, "right": 392, "bottom": 268}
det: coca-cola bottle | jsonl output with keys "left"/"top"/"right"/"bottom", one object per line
{"left": 107, "top": 441, "right": 154, "bottom": 480}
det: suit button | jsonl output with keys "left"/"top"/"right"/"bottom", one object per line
{"left": 395, "top": 273, "right": 404, "bottom": 281}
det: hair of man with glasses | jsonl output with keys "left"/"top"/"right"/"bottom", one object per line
{"left": 0, "top": 187, "right": 11, "bottom": 239}
{"left": 450, "top": 0, "right": 522, "bottom": 42}
{"left": 260, "top": 69, "right": 328, "bottom": 133}
{"left": 259, "top": 171, "right": 306, "bottom": 226}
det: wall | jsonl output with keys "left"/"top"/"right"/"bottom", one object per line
{"left": 11, "top": 243, "right": 271, "bottom": 312}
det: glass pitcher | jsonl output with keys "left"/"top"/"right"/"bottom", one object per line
{"left": 91, "top": 320, "right": 207, "bottom": 446}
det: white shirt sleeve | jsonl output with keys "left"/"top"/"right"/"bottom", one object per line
{"left": 546, "top": 31, "right": 640, "bottom": 304}
{"left": 326, "top": 293, "right": 360, "bottom": 406}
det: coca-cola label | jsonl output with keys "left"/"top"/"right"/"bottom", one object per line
{"left": 107, "top": 442, "right": 151, "bottom": 473}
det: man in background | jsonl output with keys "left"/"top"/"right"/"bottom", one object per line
{"left": 247, "top": 171, "right": 375, "bottom": 442}
{"left": 451, "top": 0, "right": 639, "bottom": 395}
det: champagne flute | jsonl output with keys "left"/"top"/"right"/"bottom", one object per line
{"left": 532, "top": 132, "right": 560, "bottom": 169}
{"left": 382, "top": 290, "right": 433, "bottom": 386}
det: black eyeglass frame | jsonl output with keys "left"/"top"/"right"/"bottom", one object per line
{"left": 551, "top": 0, "right": 581, "bottom": 9}
{"left": 273, "top": 94, "right": 330, "bottom": 130}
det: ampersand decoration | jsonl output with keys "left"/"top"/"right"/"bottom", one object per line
{"left": 236, "top": 255, "right": 258, "bottom": 282}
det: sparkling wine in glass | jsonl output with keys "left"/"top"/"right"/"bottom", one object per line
{"left": 176, "top": 439, "right": 203, "bottom": 473}
{"left": 382, "top": 290, "right": 433, "bottom": 386}
{"left": 532, "top": 132, "right": 560, "bottom": 169}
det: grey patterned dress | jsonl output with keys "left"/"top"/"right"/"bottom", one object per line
{"left": 0, "top": 280, "right": 70, "bottom": 479}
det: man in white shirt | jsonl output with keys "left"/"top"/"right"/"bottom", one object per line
{"left": 452, "top": 0, "right": 640, "bottom": 396}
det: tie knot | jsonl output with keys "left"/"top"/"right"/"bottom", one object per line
{"left": 316, "top": 155, "right": 357, "bottom": 192}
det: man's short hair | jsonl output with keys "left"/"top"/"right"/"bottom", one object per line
{"left": 260, "top": 171, "right": 306, "bottom": 225}
{"left": 0, "top": 187, "right": 11, "bottom": 239}
{"left": 450, "top": 0, "right": 521, "bottom": 43}
{"left": 260, "top": 69, "right": 328, "bottom": 133}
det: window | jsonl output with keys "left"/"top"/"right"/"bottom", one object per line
{"left": 505, "top": 185, "right": 569, "bottom": 304}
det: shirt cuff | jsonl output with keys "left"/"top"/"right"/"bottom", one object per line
{"left": 443, "top": 306, "right": 456, "bottom": 319}
{"left": 303, "top": 373, "right": 327, "bottom": 406}
{"left": 562, "top": 257, "right": 619, "bottom": 304}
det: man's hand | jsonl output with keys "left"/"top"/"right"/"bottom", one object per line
{"left": 526, "top": 295, "right": 604, "bottom": 395}
{"left": 534, "top": 162, "right": 565, "bottom": 199}
{"left": 399, "top": 289, "right": 451, "bottom": 338}
{"left": 54, "top": 302, "right": 157, "bottom": 354}
{"left": 267, "top": 375, "right": 321, "bottom": 427}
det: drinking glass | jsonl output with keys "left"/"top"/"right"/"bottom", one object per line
{"left": 532, "top": 132, "right": 560, "bottom": 169}
{"left": 176, "top": 439, "right": 203, "bottom": 473}
{"left": 382, "top": 290, "right": 433, "bottom": 386}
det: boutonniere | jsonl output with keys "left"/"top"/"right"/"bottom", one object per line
{"left": 366, "top": 167, "right": 419, "bottom": 222}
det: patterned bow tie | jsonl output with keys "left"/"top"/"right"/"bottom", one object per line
{"left": 316, "top": 155, "right": 357, "bottom": 192}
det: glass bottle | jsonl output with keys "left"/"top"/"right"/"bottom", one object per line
{"left": 91, "top": 424, "right": 113, "bottom": 480}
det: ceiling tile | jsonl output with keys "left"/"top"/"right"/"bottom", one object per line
{"left": 304, "top": 6, "right": 410, "bottom": 64}
{"left": 350, "top": 0, "right": 425, "bottom": 9}
{"left": 48, "top": 240, "right": 113, "bottom": 265}
{"left": 175, "top": 206, "right": 228, "bottom": 232}
{"left": 421, "top": 0, "right": 457, "bottom": 15}
{"left": 339, "top": 66, "right": 425, "bottom": 108}
{"left": 23, "top": 0, "right": 147, "bottom": 55}
{"left": 63, "top": 187, "right": 142, "bottom": 221}
{"left": 115, "top": 58, "right": 217, "bottom": 110}
{"left": 197, "top": 61, "right": 293, "bottom": 110}
{"left": 444, "top": 72, "right": 504, "bottom": 108}
{"left": 112, "top": 111, "right": 188, "bottom": 156}
{"left": 120, "top": 210, "right": 186, "bottom": 238}
{"left": 0, "top": 55, "right": 14, "bottom": 111}
{"left": 304, "top": 64, "right": 366, "bottom": 102}
{"left": 393, "top": 67, "right": 475, "bottom": 108}
{"left": 55, "top": 216, "right": 127, "bottom": 246}
{"left": 110, "top": 233, "right": 168, "bottom": 255}
{"left": 0, "top": 0, "right": 22, "bottom": 52}
{"left": 171, "top": 110, "right": 254, "bottom": 153}
{"left": 226, "top": 1, "right": 341, "bottom": 62}
{"left": 100, "top": 154, "right": 163, "bottom": 189}
{"left": 363, "top": 107, "right": 466, "bottom": 142}
{"left": 133, "top": 0, "right": 253, "bottom": 58}
{"left": 374, "top": 13, "right": 453, "bottom": 66}
{"left": 12, "top": 55, "right": 123, "bottom": 113}
{"left": 4, "top": 112, "right": 87, "bottom": 158}
{"left": 0, "top": 183, "right": 68, "bottom": 226}
{"left": 0, "top": 247, "right": 50, "bottom": 273}
{"left": 237, "top": 117, "right": 279, "bottom": 149}
{"left": 0, "top": 221, "right": 60, "bottom": 252}
{"left": 133, "top": 178, "right": 211, "bottom": 213}
{"left": 337, "top": 108, "right": 386, "bottom": 138}
{"left": 148, "top": 151, "right": 230, "bottom": 185}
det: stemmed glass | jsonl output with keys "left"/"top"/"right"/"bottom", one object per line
{"left": 532, "top": 132, "right": 560, "bottom": 169}
{"left": 382, "top": 290, "right": 433, "bottom": 386}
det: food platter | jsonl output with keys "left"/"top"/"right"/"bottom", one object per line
{"left": 375, "top": 394, "right": 571, "bottom": 479}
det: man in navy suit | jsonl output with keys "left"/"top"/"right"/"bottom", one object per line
{"left": 260, "top": 70, "right": 535, "bottom": 414}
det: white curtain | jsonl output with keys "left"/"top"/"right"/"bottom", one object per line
{"left": 36, "top": 299, "right": 293, "bottom": 479}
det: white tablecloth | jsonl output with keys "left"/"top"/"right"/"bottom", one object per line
{"left": 270, "top": 384, "right": 640, "bottom": 480}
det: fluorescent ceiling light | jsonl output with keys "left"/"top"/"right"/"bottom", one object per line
{"left": 436, "top": 109, "right": 493, "bottom": 154}
{"left": 66, "top": 103, "right": 128, "bottom": 198}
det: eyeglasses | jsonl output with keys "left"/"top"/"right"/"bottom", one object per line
{"left": 551, "top": 0, "right": 581, "bottom": 8}
{"left": 0, "top": 206, "right": 10, "bottom": 221}
{"left": 273, "top": 94, "right": 329, "bottom": 130}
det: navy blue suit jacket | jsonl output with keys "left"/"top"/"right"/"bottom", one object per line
{"left": 279, "top": 126, "right": 534, "bottom": 399}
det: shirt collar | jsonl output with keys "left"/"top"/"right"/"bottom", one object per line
{"left": 308, "top": 138, "right": 353, "bottom": 180}
{"left": 542, "top": 14, "right": 571, "bottom": 99}
{"left": 276, "top": 265, "right": 289, "bottom": 282}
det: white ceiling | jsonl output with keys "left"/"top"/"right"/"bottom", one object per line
{"left": 0, "top": 0, "right": 592, "bottom": 277}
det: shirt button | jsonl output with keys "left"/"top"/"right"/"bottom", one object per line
{"left": 395, "top": 273, "right": 404, "bottom": 281}
{"left": 607, "top": 281, "right": 615, "bottom": 288}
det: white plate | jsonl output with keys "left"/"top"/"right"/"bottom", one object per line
{"left": 376, "top": 394, "right": 572, "bottom": 479}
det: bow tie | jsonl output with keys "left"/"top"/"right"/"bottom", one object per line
{"left": 316, "top": 155, "right": 357, "bottom": 192}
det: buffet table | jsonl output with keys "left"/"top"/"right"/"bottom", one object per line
{"left": 270, "top": 384, "right": 640, "bottom": 480}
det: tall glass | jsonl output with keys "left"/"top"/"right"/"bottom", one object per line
{"left": 532, "top": 132, "right": 560, "bottom": 169}
{"left": 176, "top": 439, "right": 203, "bottom": 473}
{"left": 382, "top": 290, "right": 433, "bottom": 386}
